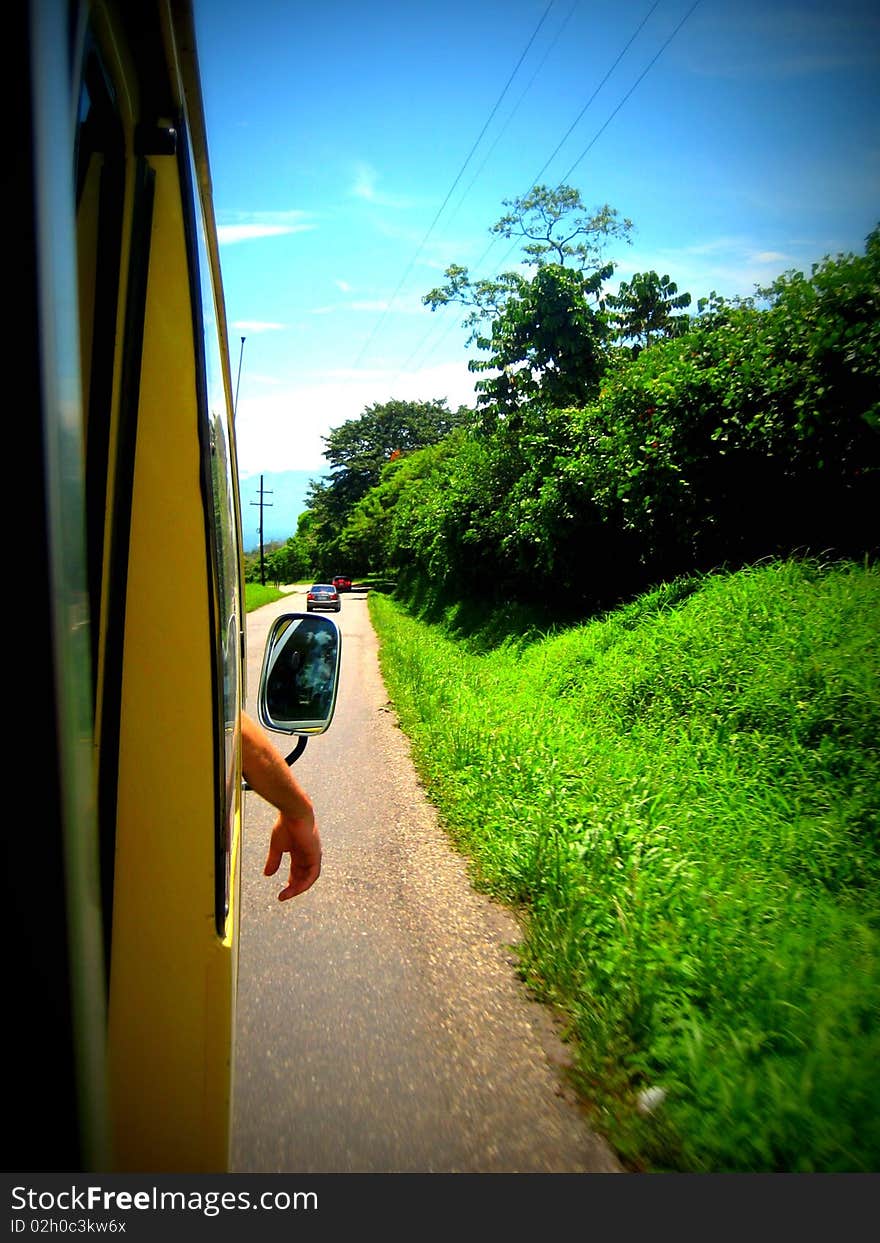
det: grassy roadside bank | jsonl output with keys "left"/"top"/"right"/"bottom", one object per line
{"left": 369, "top": 558, "right": 880, "bottom": 1171}
{"left": 244, "top": 582, "right": 297, "bottom": 612}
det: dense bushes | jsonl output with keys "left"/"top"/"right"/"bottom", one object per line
{"left": 331, "top": 231, "right": 879, "bottom": 610}
{"left": 577, "top": 240, "right": 880, "bottom": 578}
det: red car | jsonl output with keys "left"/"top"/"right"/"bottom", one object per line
{"left": 332, "top": 575, "right": 352, "bottom": 593}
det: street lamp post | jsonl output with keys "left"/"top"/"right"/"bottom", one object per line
{"left": 233, "top": 336, "right": 245, "bottom": 418}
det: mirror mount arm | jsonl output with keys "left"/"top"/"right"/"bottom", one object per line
{"left": 285, "top": 736, "right": 308, "bottom": 767}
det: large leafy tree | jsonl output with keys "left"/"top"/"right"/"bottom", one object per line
{"left": 467, "top": 262, "right": 611, "bottom": 414}
{"left": 609, "top": 270, "right": 692, "bottom": 355}
{"left": 308, "top": 397, "right": 468, "bottom": 518}
{"left": 304, "top": 397, "right": 470, "bottom": 571}
{"left": 423, "top": 184, "right": 633, "bottom": 414}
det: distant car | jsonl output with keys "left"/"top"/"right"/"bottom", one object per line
{"left": 306, "top": 583, "right": 341, "bottom": 613}
{"left": 332, "top": 575, "right": 352, "bottom": 593}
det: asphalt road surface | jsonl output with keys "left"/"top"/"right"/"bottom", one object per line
{"left": 231, "top": 586, "right": 621, "bottom": 1173}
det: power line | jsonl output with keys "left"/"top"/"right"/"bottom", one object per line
{"left": 558, "top": 0, "right": 703, "bottom": 184}
{"left": 398, "top": 1, "right": 668, "bottom": 378}
{"left": 351, "top": 0, "right": 558, "bottom": 370}
{"left": 473, "top": 0, "right": 673, "bottom": 279}
{"left": 528, "top": 0, "right": 661, "bottom": 190}
{"left": 393, "top": 0, "right": 705, "bottom": 387}
{"left": 420, "top": 0, "right": 666, "bottom": 310}
{"left": 390, "top": 2, "right": 585, "bottom": 385}
{"left": 394, "top": 301, "right": 465, "bottom": 380}
{"left": 480, "top": 0, "right": 702, "bottom": 299}
{"left": 442, "top": 0, "right": 583, "bottom": 236}
{"left": 466, "top": 1, "right": 705, "bottom": 283}
{"left": 250, "top": 474, "right": 273, "bottom": 586}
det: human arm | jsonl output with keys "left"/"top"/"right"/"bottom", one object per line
{"left": 240, "top": 711, "right": 322, "bottom": 901}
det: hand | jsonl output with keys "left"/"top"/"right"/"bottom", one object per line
{"left": 241, "top": 711, "right": 322, "bottom": 901}
{"left": 263, "top": 811, "right": 322, "bottom": 901}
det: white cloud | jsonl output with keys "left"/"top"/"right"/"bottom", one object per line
{"left": 306, "top": 299, "right": 390, "bottom": 315}
{"left": 306, "top": 295, "right": 427, "bottom": 316}
{"left": 350, "top": 299, "right": 391, "bottom": 313}
{"left": 420, "top": 256, "right": 455, "bottom": 271}
{"left": 611, "top": 236, "right": 812, "bottom": 301}
{"left": 233, "top": 359, "right": 478, "bottom": 475}
{"left": 232, "top": 320, "right": 286, "bottom": 333}
{"left": 217, "top": 222, "right": 315, "bottom": 244}
{"left": 242, "top": 372, "right": 285, "bottom": 386}
{"left": 335, "top": 279, "right": 353, "bottom": 292}
{"left": 216, "top": 211, "right": 316, "bottom": 245}
{"left": 350, "top": 162, "right": 413, "bottom": 209}
{"left": 751, "top": 251, "right": 790, "bottom": 264}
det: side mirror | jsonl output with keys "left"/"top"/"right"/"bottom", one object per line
{"left": 257, "top": 613, "right": 341, "bottom": 736}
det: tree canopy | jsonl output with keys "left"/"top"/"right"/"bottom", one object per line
{"left": 297, "top": 397, "right": 470, "bottom": 575}
{"left": 609, "top": 270, "right": 692, "bottom": 354}
{"left": 423, "top": 184, "right": 634, "bottom": 414}
{"left": 491, "top": 183, "right": 633, "bottom": 271}
{"left": 325, "top": 227, "right": 880, "bottom": 602}
{"left": 309, "top": 396, "right": 469, "bottom": 518}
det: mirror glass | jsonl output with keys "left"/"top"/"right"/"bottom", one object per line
{"left": 257, "top": 613, "right": 341, "bottom": 735}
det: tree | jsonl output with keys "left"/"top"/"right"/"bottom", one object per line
{"left": 303, "top": 397, "right": 471, "bottom": 570}
{"left": 491, "top": 183, "right": 633, "bottom": 271}
{"left": 467, "top": 262, "right": 611, "bottom": 413}
{"left": 609, "top": 271, "right": 692, "bottom": 355}
{"left": 266, "top": 536, "right": 311, "bottom": 585}
{"left": 307, "top": 397, "right": 468, "bottom": 517}
{"left": 423, "top": 185, "right": 633, "bottom": 414}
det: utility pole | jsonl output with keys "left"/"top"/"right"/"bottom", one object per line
{"left": 250, "top": 474, "right": 273, "bottom": 585}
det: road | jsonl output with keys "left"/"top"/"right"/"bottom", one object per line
{"left": 231, "top": 586, "right": 622, "bottom": 1173}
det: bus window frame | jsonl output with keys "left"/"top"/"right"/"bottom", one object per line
{"left": 175, "top": 120, "right": 242, "bottom": 934}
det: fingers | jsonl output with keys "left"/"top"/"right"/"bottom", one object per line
{"left": 278, "top": 860, "right": 321, "bottom": 902}
{"left": 263, "top": 842, "right": 282, "bottom": 877}
{"left": 263, "top": 816, "right": 290, "bottom": 877}
{"left": 264, "top": 815, "right": 322, "bottom": 899}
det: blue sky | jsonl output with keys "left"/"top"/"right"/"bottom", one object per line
{"left": 194, "top": 0, "right": 880, "bottom": 478}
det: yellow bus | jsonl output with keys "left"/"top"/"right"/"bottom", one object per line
{"left": 9, "top": 0, "right": 336, "bottom": 1173}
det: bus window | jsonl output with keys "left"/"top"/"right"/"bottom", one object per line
{"left": 183, "top": 132, "right": 242, "bottom": 931}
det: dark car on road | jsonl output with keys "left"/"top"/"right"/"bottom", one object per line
{"left": 332, "top": 575, "right": 352, "bottom": 593}
{"left": 306, "top": 583, "right": 341, "bottom": 613}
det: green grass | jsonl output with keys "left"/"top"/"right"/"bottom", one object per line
{"left": 368, "top": 558, "right": 880, "bottom": 1171}
{"left": 244, "top": 581, "right": 297, "bottom": 612}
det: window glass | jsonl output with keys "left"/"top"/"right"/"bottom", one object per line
{"left": 188, "top": 146, "right": 241, "bottom": 926}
